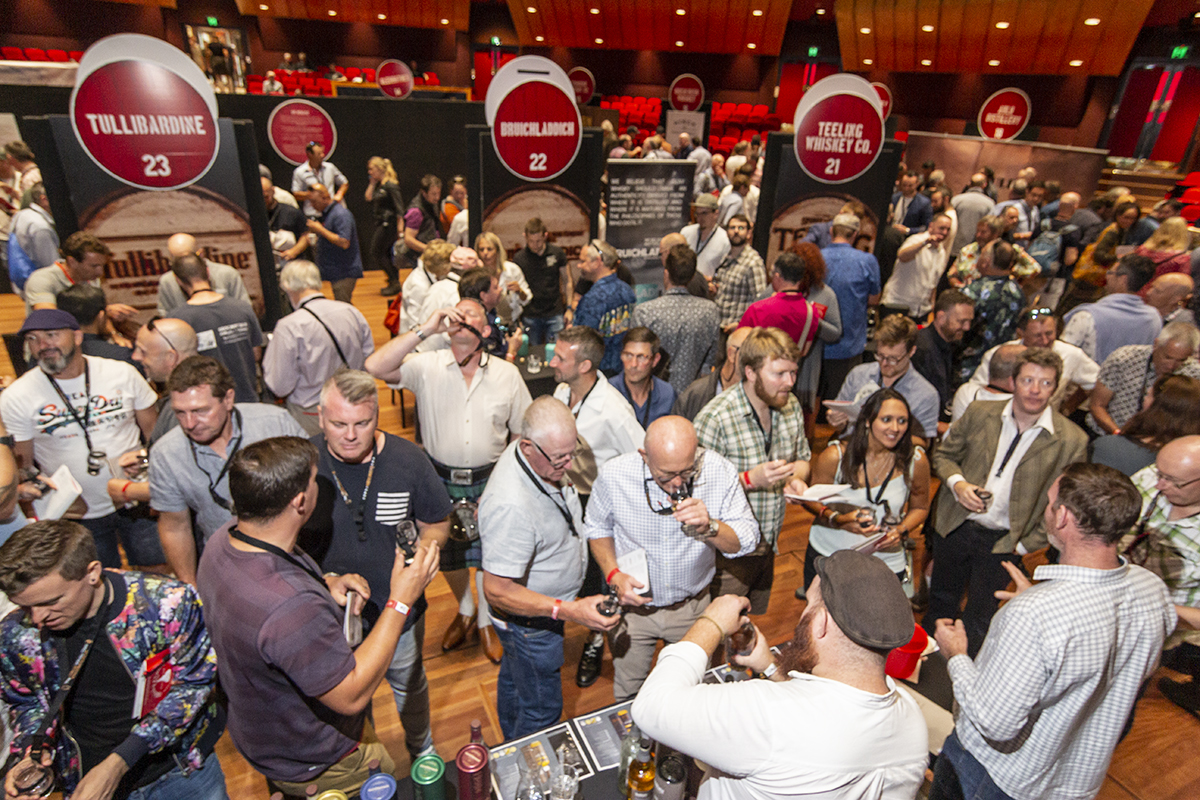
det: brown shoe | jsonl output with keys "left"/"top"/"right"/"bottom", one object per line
{"left": 481, "top": 625, "right": 503, "bottom": 664}
{"left": 442, "top": 613, "right": 478, "bottom": 651}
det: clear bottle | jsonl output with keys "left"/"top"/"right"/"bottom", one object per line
{"left": 627, "top": 739, "right": 655, "bottom": 800}
{"left": 470, "top": 718, "right": 484, "bottom": 745}
{"left": 516, "top": 764, "right": 552, "bottom": 800}
{"left": 617, "top": 722, "right": 641, "bottom": 797}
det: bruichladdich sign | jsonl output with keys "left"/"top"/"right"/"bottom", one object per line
{"left": 486, "top": 56, "right": 582, "bottom": 182}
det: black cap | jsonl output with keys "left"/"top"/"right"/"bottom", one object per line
{"left": 814, "top": 550, "right": 914, "bottom": 650}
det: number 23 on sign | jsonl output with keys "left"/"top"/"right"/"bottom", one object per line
{"left": 142, "top": 154, "right": 171, "bottom": 177}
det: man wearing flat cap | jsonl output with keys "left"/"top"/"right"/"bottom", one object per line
{"left": 681, "top": 193, "right": 731, "bottom": 284}
{"left": 632, "top": 549, "right": 928, "bottom": 800}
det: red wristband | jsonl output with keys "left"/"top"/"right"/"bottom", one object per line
{"left": 742, "top": 470, "right": 752, "bottom": 488}
{"left": 606, "top": 568, "right": 621, "bottom": 584}
{"left": 120, "top": 481, "right": 132, "bottom": 496}
{"left": 385, "top": 599, "right": 411, "bottom": 616}
{"left": 551, "top": 599, "right": 562, "bottom": 620}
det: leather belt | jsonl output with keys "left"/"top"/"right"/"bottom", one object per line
{"left": 431, "top": 459, "right": 496, "bottom": 486}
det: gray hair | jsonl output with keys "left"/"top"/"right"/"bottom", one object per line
{"left": 280, "top": 259, "right": 323, "bottom": 293}
{"left": 1158, "top": 321, "right": 1200, "bottom": 353}
{"left": 520, "top": 396, "right": 575, "bottom": 442}
{"left": 319, "top": 369, "right": 380, "bottom": 411}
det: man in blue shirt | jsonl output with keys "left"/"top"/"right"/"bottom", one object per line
{"left": 819, "top": 213, "right": 881, "bottom": 402}
{"left": 610, "top": 327, "right": 675, "bottom": 428}
{"left": 573, "top": 240, "right": 636, "bottom": 375}
{"left": 308, "top": 183, "right": 362, "bottom": 304}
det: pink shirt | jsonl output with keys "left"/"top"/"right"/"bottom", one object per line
{"left": 740, "top": 291, "right": 826, "bottom": 346}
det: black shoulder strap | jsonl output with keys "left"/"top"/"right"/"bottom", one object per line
{"left": 301, "top": 302, "right": 349, "bottom": 365}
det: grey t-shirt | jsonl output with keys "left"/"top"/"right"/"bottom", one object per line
{"left": 169, "top": 296, "right": 263, "bottom": 403}
{"left": 156, "top": 261, "right": 251, "bottom": 316}
{"left": 149, "top": 402, "right": 306, "bottom": 541}
{"left": 479, "top": 441, "right": 587, "bottom": 602}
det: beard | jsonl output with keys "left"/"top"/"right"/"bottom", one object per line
{"left": 37, "top": 342, "right": 75, "bottom": 375}
{"left": 775, "top": 605, "right": 820, "bottom": 675}
{"left": 754, "top": 375, "right": 789, "bottom": 410}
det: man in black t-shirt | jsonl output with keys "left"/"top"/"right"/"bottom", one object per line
{"left": 303, "top": 370, "right": 452, "bottom": 761}
{"left": 262, "top": 175, "right": 310, "bottom": 264}
{"left": 511, "top": 217, "right": 573, "bottom": 344}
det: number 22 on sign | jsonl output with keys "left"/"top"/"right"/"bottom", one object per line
{"left": 529, "top": 153, "right": 547, "bottom": 172}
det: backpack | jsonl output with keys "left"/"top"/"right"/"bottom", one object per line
{"left": 1026, "top": 221, "right": 1077, "bottom": 278}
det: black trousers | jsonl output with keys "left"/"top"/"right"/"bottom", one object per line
{"left": 923, "top": 520, "right": 1025, "bottom": 658}
{"left": 371, "top": 222, "right": 399, "bottom": 285}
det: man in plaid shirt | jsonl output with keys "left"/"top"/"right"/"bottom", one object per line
{"left": 933, "top": 463, "right": 1173, "bottom": 800}
{"left": 712, "top": 214, "right": 767, "bottom": 333}
{"left": 694, "top": 327, "right": 810, "bottom": 614}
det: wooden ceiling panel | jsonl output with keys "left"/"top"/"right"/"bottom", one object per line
{"left": 245, "top": 0, "right": 468, "bottom": 30}
{"left": 836, "top": 0, "right": 1152, "bottom": 75}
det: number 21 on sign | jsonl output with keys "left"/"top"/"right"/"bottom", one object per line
{"left": 824, "top": 158, "right": 840, "bottom": 176}
{"left": 142, "top": 154, "right": 171, "bottom": 177}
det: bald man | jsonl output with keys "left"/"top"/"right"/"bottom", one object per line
{"left": 156, "top": 232, "right": 252, "bottom": 316}
{"left": 132, "top": 317, "right": 198, "bottom": 448}
{"left": 1145, "top": 273, "right": 1195, "bottom": 326}
{"left": 585, "top": 415, "right": 760, "bottom": 700}
{"left": 672, "top": 325, "right": 752, "bottom": 421}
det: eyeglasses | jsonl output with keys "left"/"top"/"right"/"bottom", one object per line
{"left": 529, "top": 439, "right": 573, "bottom": 469}
{"left": 147, "top": 317, "right": 178, "bottom": 354}
{"left": 876, "top": 352, "right": 909, "bottom": 366}
{"left": 1154, "top": 467, "right": 1200, "bottom": 491}
{"left": 622, "top": 351, "right": 654, "bottom": 363}
{"left": 1026, "top": 307, "right": 1054, "bottom": 320}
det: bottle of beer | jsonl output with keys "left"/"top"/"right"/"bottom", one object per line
{"left": 627, "top": 739, "right": 655, "bottom": 800}
{"left": 470, "top": 719, "right": 485, "bottom": 745}
{"left": 617, "top": 722, "right": 641, "bottom": 797}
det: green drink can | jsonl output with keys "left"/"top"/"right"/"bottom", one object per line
{"left": 412, "top": 754, "right": 446, "bottom": 800}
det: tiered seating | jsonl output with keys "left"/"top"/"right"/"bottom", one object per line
{"left": 47, "top": 49, "right": 70, "bottom": 62}
{"left": 601, "top": 94, "right": 664, "bottom": 146}
{"left": 23, "top": 48, "right": 48, "bottom": 61}
{"left": 69, "top": 51, "right": 84, "bottom": 61}
{"left": 708, "top": 101, "right": 778, "bottom": 156}
{"left": 2, "top": 47, "right": 26, "bottom": 60}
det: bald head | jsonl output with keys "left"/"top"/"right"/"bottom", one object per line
{"left": 1157, "top": 436, "right": 1200, "bottom": 507}
{"left": 643, "top": 416, "right": 699, "bottom": 490}
{"left": 521, "top": 395, "right": 576, "bottom": 442}
{"left": 133, "top": 318, "right": 199, "bottom": 383}
{"left": 1146, "top": 273, "right": 1194, "bottom": 318}
{"left": 167, "top": 233, "right": 198, "bottom": 260}
{"left": 1058, "top": 192, "right": 1081, "bottom": 217}
{"left": 1161, "top": 435, "right": 1200, "bottom": 466}
{"left": 989, "top": 343, "right": 1027, "bottom": 389}
{"left": 660, "top": 232, "right": 687, "bottom": 265}
{"left": 726, "top": 325, "right": 752, "bottom": 361}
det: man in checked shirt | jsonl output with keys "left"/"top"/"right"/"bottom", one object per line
{"left": 932, "top": 463, "right": 1173, "bottom": 800}
{"left": 586, "top": 415, "right": 759, "bottom": 701}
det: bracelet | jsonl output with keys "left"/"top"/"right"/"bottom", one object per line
{"left": 606, "top": 568, "right": 621, "bottom": 583}
{"left": 120, "top": 480, "right": 132, "bottom": 497}
{"left": 414, "top": 327, "right": 428, "bottom": 341}
{"left": 762, "top": 661, "right": 778, "bottom": 678}
{"left": 385, "top": 599, "right": 411, "bottom": 616}
{"left": 741, "top": 470, "right": 752, "bottom": 489}
{"left": 696, "top": 614, "right": 726, "bottom": 638}
{"left": 551, "top": 599, "right": 562, "bottom": 620}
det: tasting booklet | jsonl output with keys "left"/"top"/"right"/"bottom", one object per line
{"left": 616, "top": 548, "right": 651, "bottom": 595}
{"left": 32, "top": 465, "right": 82, "bottom": 521}
{"left": 572, "top": 700, "right": 634, "bottom": 770}
{"left": 343, "top": 591, "right": 363, "bottom": 646}
{"left": 132, "top": 649, "right": 173, "bottom": 718}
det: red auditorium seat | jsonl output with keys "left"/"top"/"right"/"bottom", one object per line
{"left": 1182, "top": 172, "right": 1200, "bottom": 187}
{"left": 425, "top": 73, "right": 440, "bottom": 86}
{"left": 1, "top": 47, "right": 25, "bottom": 61}
{"left": 725, "top": 127, "right": 741, "bottom": 142}
{"left": 47, "top": 49, "right": 70, "bottom": 62}
{"left": 600, "top": 100, "right": 611, "bottom": 109}
{"left": 344, "top": 67, "right": 361, "bottom": 79}
{"left": 24, "top": 48, "right": 49, "bottom": 61}
{"left": 709, "top": 124, "right": 724, "bottom": 138}
{"left": 763, "top": 114, "right": 782, "bottom": 131}
{"left": 708, "top": 137, "right": 720, "bottom": 151}
{"left": 68, "top": 50, "right": 84, "bottom": 61}
{"left": 620, "top": 95, "right": 633, "bottom": 104}
{"left": 751, "top": 104, "right": 769, "bottom": 116}
{"left": 363, "top": 68, "right": 375, "bottom": 82}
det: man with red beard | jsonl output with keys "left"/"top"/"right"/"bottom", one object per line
{"left": 695, "top": 327, "right": 810, "bottom": 614}
{"left": 632, "top": 550, "right": 928, "bottom": 800}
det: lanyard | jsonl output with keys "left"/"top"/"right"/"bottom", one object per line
{"left": 299, "top": 296, "right": 349, "bottom": 366}
{"left": 229, "top": 527, "right": 327, "bottom": 588}
{"left": 569, "top": 377, "right": 600, "bottom": 419}
{"left": 329, "top": 440, "right": 378, "bottom": 541}
{"left": 995, "top": 412, "right": 1033, "bottom": 477}
{"left": 864, "top": 456, "right": 898, "bottom": 507}
{"left": 188, "top": 407, "right": 244, "bottom": 511}
{"left": 517, "top": 449, "right": 578, "bottom": 537}
{"left": 45, "top": 361, "right": 94, "bottom": 453}
{"left": 694, "top": 226, "right": 717, "bottom": 256}
{"left": 1138, "top": 352, "right": 1156, "bottom": 406}
{"left": 35, "top": 577, "right": 111, "bottom": 751}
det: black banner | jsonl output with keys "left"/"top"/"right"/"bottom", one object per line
{"left": 606, "top": 159, "right": 696, "bottom": 302}
{"left": 466, "top": 124, "right": 603, "bottom": 282}
{"left": 755, "top": 132, "right": 903, "bottom": 270}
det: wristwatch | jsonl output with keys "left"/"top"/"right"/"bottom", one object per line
{"left": 704, "top": 519, "right": 719, "bottom": 538}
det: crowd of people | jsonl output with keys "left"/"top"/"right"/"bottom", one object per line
{"left": 0, "top": 130, "right": 1198, "bottom": 800}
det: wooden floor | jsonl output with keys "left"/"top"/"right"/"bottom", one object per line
{"left": 1, "top": 271, "right": 1196, "bottom": 799}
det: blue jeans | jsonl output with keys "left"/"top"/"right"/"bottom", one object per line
{"left": 126, "top": 751, "right": 228, "bottom": 800}
{"left": 492, "top": 618, "right": 565, "bottom": 740}
{"left": 386, "top": 616, "right": 434, "bottom": 759}
{"left": 80, "top": 509, "right": 166, "bottom": 568}
{"left": 930, "top": 731, "right": 1017, "bottom": 800}
{"left": 524, "top": 315, "right": 564, "bottom": 345}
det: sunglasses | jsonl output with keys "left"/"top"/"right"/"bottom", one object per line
{"left": 147, "top": 317, "right": 178, "bottom": 354}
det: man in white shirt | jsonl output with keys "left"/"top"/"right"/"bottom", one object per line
{"left": 633, "top": 550, "right": 928, "bottom": 800}
{"left": 11, "top": 183, "right": 57, "bottom": 271}
{"left": 951, "top": 343, "right": 1023, "bottom": 425}
{"left": 682, "top": 194, "right": 731, "bottom": 281}
{"left": 367, "top": 298, "right": 532, "bottom": 665}
{"left": 291, "top": 141, "right": 348, "bottom": 219}
{"left": 932, "top": 463, "right": 1173, "bottom": 800}
{"left": 881, "top": 212, "right": 953, "bottom": 319}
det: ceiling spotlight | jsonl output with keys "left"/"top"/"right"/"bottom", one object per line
{"left": 921, "top": 59, "right": 932, "bottom": 65}
{"left": 747, "top": 43, "right": 757, "bottom": 49}
{"left": 377, "top": 13, "right": 386, "bottom": 19}
{"left": 675, "top": 40, "right": 684, "bottom": 46}
{"left": 440, "top": 18, "right": 449, "bottom": 24}
{"left": 595, "top": 37, "right": 604, "bottom": 44}
{"left": 327, "top": 9, "right": 336, "bottom": 16}
{"left": 995, "top": 21, "right": 1009, "bottom": 29}
{"left": 535, "top": 35, "right": 544, "bottom": 41}
{"left": 753, "top": 9, "right": 764, "bottom": 16}
{"left": 527, "top": 6, "right": 537, "bottom": 12}
{"left": 258, "top": 3, "right": 268, "bottom": 9}
{"left": 816, "top": 7, "right": 825, "bottom": 14}
{"left": 863, "top": 58, "right": 873, "bottom": 65}
{"left": 590, "top": 7, "right": 599, "bottom": 14}
{"left": 1069, "top": 59, "right": 1084, "bottom": 66}
{"left": 860, "top": 27, "right": 871, "bottom": 34}
{"left": 922, "top": 25, "right": 934, "bottom": 32}
{"left": 988, "top": 59, "right": 1000, "bottom": 66}
{"left": 1084, "top": 18, "right": 1100, "bottom": 25}
{"left": 676, "top": 8, "right": 686, "bottom": 15}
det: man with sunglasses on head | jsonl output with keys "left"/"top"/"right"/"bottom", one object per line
{"left": 572, "top": 239, "right": 636, "bottom": 376}
{"left": 149, "top": 356, "right": 305, "bottom": 585}
{"left": 131, "top": 317, "right": 198, "bottom": 448}
{"left": 1, "top": 309, "right": 164, "bottom": 571}
{"left": 301, "top": 369, "right": 451, "bottom": 762}
{"left": 479, "top": 397, "right": 622, "bottom": 738}
{"left": 367, "top": 299, "right": 532, "bottom": 665}
{"left": 1127, "top": 436, "right": 1200, "bottom": 716}
{"left": 586, "top": 415, "right": 759, "bottom": 701}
